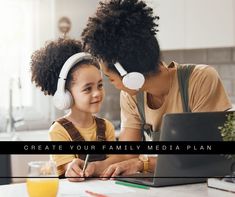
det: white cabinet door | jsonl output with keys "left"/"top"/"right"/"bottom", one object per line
{"left": 185, "top": 0, "right": 234, "bottom": 49}
{"left": 146, "top": 0, "right": 234, "bottom": 50}
{"left": 146, "top": 0, "right": 185, "bottom": 50}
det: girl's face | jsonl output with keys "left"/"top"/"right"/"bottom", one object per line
{"left": 70, "top": 65, "right": 104, "bottom": 114}
{"left": 99, "top": 61, "right": 138, "bottom": 95}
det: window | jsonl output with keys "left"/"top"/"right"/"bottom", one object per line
{"left": 0, "top": 0, "right": 55, "bottom": 131}
{"left": 0, "top": 0, "right": 35, "bottom": 108}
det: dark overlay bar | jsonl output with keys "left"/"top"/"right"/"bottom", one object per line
{"left": 0, "top": 141, "right": 234, "bottom": 154}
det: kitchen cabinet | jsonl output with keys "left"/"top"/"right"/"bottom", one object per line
{"left": 146, "top": 0, "right": 235, "bottom": 50}
{"left": 147, "top": 0, "right": 185, "bottom": 50}
{"left": 184, "top": 0, "right": 234, "bottom": 49}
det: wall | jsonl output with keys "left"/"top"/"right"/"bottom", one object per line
{"left": 54, "top": 0, "right": 99, "bottom": 39}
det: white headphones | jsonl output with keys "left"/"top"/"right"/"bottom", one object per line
{"left": 53, "top": 52, "right": 93, "bottom": 110}
{"left": 114, "top": 62, "right": 145, "bottom": 90}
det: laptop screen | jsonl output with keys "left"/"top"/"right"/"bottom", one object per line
{"left": 116, "top": 111, "right": 234, "bottom": 187}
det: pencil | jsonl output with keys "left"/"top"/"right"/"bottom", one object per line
{"left": 115, "top": 180, "right": 150, "bottom": 189}
{"left": 82, "top": 154, "right": 90, "bottom": 175}
{"left": 85, "top": 190, "right": 109, "bottom": 197}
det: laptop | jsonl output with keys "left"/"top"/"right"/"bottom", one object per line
{"left": 116, "top": 111, "right": 235, "bottom": 187}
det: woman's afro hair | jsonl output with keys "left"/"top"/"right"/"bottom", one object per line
{"left": 82, "top": 0, "right": 160, "bottom": 74}
{"left": 30, "top": 38, "right": 83, "bottom": 96}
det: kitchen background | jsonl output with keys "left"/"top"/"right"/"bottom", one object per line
{"left": 0, "top": 0, "right": 234, "bottom": 184}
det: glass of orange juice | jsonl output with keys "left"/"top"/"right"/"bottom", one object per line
{"left": 27, "top": 161, "right": 59, "bottom": 197}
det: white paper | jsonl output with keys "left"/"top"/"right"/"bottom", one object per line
{"left": 59, "top": 179, "right": 135, "bottom": 196}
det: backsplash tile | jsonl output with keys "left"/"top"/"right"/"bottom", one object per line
{"left": 207, "top": 48, "right": 232, "bottom": 64}
{"left": 232, "top": 48, "right": 235, "bottom": 63}
{"left": 222, "top": 79, "right": 233, "bottom": 97}
{"left": 219, "top": 64, "right": 235, "bottom": 79}
{"left": 232, "top": 80, "right": 235, "bottom": 103}
{"left": 160, "top": 51, "right": 184, "bottom": 64}
{"left": 182, "top": 49, "right": 207, "bottom": 64}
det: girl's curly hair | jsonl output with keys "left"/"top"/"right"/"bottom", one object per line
{"left": 82, "top": 0, "right": 160, "bottom": 74}
{"left": 30, "top": 38, "right": 99, "bottom": 96}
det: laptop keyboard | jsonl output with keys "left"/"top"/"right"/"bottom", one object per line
{"left": 116, "top": 172, "right": 154, "bottom": 183}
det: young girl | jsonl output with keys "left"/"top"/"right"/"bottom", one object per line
{"left": 30, "top": 38, "right": 118, "bottom": 181}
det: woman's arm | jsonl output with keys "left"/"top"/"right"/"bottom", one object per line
{"left": 86, "top": 128, "right": 159, "bottom": 178}
{"left": 85, "top": 155, "right": 129, "bottom": 177}
{"left": 99, "top": 156, "right": 157, "bottom": 179}
{"left": 84, "top": 127, "right": 142, "bottom": 177}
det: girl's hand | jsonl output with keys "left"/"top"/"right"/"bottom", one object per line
{"left": 65, "top": 158, "right": 85, "bottom": 182}
{"left": 83, "top": 162, "right": 97, "bottom": 177}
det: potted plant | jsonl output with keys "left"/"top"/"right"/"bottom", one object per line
{"left": 218, "top": 112, "right": 235, "bottom": 181}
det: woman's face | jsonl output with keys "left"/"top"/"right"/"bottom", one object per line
{"left": 69, "top": 65, "right": 104, "bottom": 113}
{"left": 99, "top": 61, "right": 138, "bottom": 95}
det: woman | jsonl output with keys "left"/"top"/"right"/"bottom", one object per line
{"left": 81, "top": 0, "right": 232, "bottom": 177}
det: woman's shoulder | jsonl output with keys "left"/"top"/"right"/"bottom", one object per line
{"left": 171, "top": 61, "right": 218, "bottom": 80}
{"left": 120, "top": 90, "right": 137, "bottom": 103}
{"left": 193, "top": 64, "right": 216, "bottom": 72}
{"left": 170, "top": 61, "right": 216, "bottom": 74}
{"left": 120, "top": 90, "right": 136, "bottom": 98}
{"left": 191, "top": 64, "right": 219, "bottom": 80}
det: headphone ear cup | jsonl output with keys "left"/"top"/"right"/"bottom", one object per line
{"left": 53, "top": 90, "right": 73, "bottom": 110}
{"left": 63, "top": 90, "right": 73, "bottom": 109}
{"left": 122, "top": 72, "right": 145, "bottom": 90}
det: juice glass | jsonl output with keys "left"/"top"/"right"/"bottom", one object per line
{"left": 26, "top": 161, "right": 59, "bottom": 197}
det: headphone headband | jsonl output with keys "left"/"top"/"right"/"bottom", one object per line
{"left": 59, "top": 52, "right": 92, "bottom": 79}
{"left": 114, "top": 62, "right": 127, "bottom": 76}
{"left": 56, "top": 52, "right": 92, "bottom": 92}
{"left": 113, "top": 62, "right": 145, "bottom": 90}
{"left": 53, "top": 52, "right": 93, "bottom": 110}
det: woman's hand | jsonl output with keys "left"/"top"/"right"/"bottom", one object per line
{"left": 83, "top": 155, "right": 131, "bottom": 178}
{"left": 100, "top": 158, "right": 143, "bottom": 180}
{"left": 65, "top": 158, "right": 85, "bottom": 182}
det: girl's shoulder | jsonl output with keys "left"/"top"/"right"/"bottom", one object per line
{"left": 95, "top": 117, "right": 114, "bottom": 130}
{"left": 49, "top": 119, "right": 67, "bottom": 134}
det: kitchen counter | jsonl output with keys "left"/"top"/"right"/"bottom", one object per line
{"left": 0, "top": 130, "right": 121, "bottom": 183}
{"left": 0, "top": 130, "right": 49, "bottom": 141}
{"left": 0, "top": 129, "right": 121, "bottom": 141}
{"left": 0, "top": 130, "right": 50, "bottom": 183}
{"left": 0, "top": 179, "right": 234, "bottom": 197}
